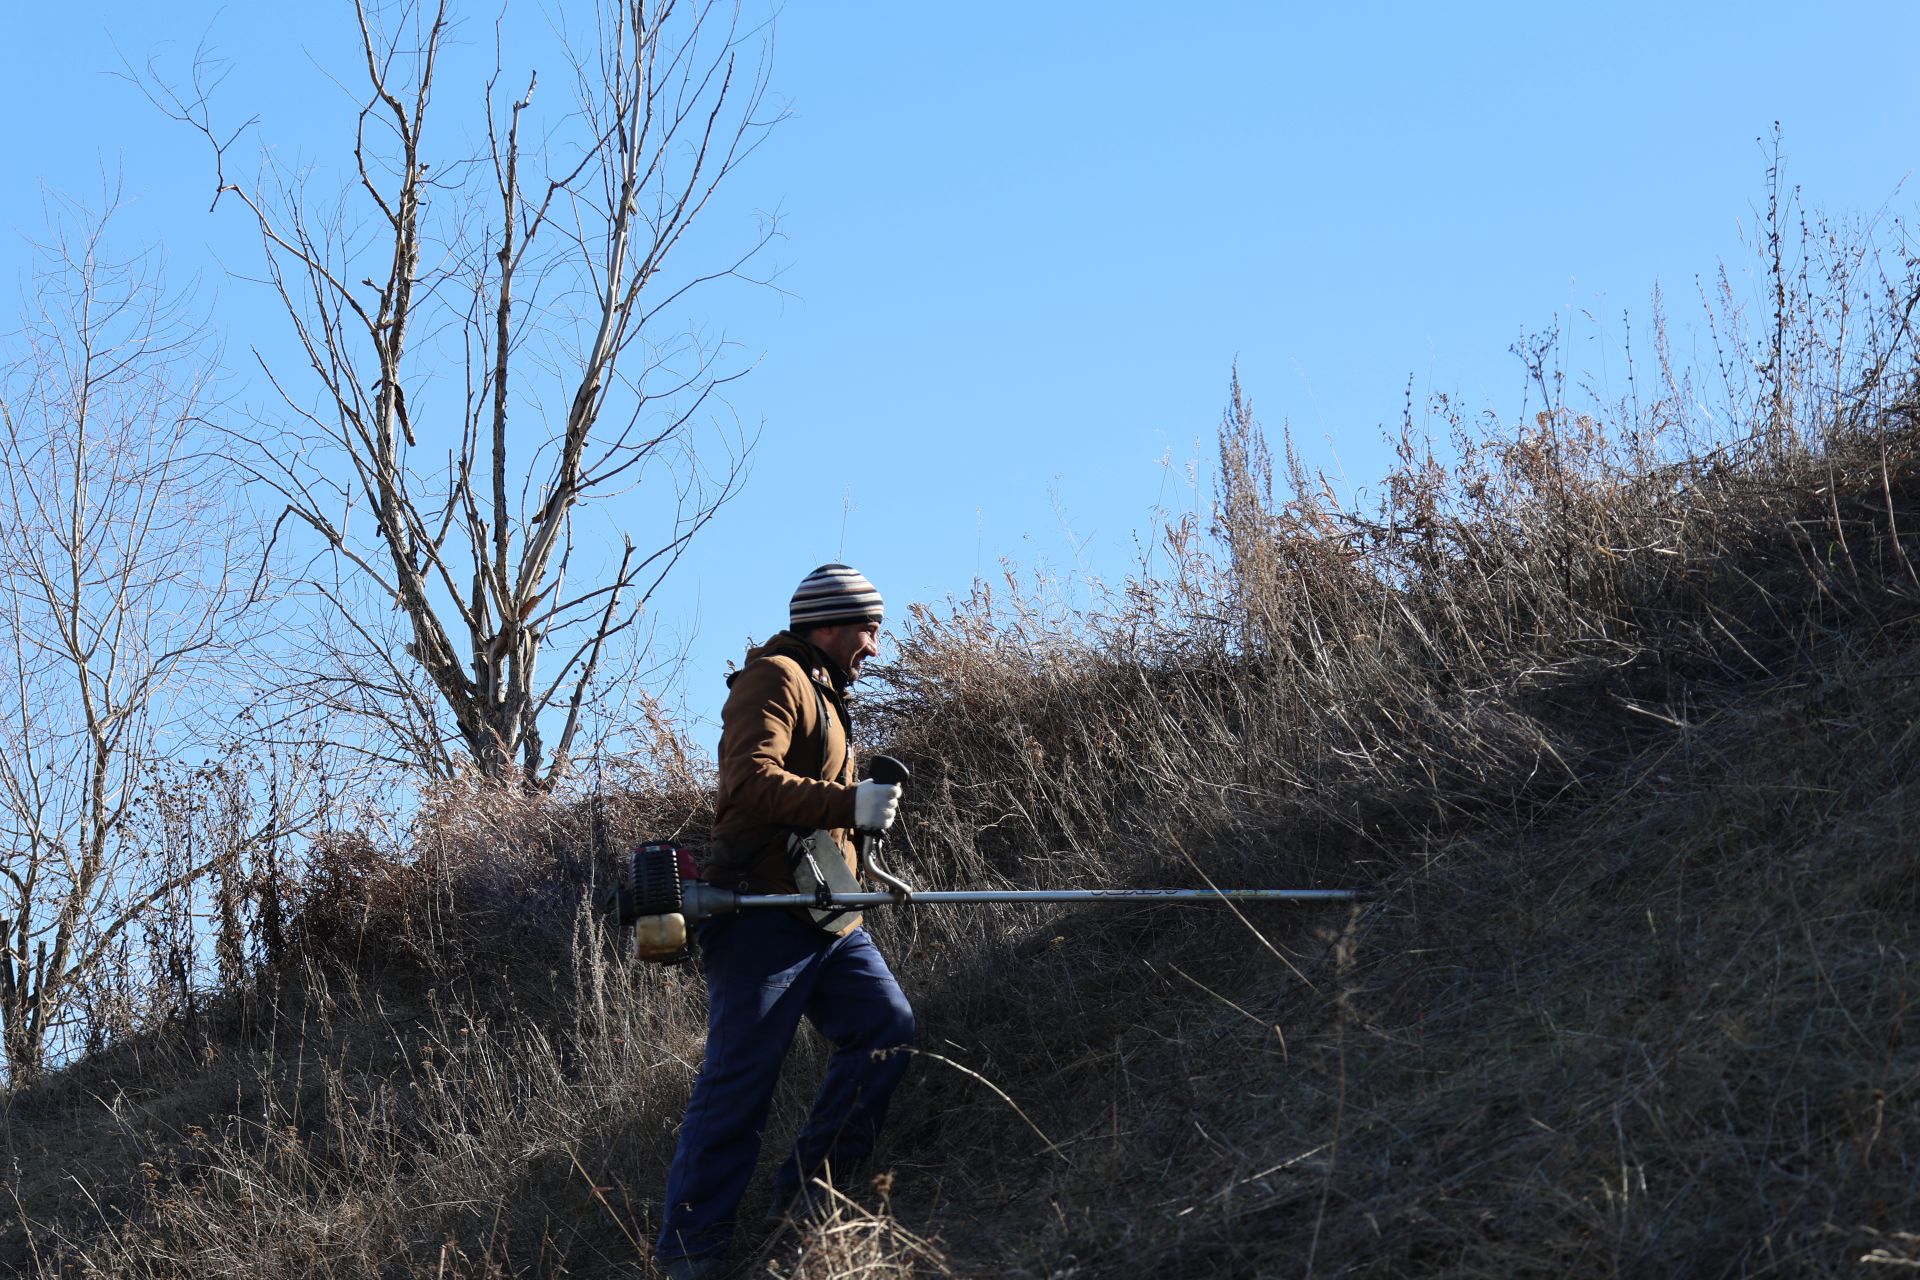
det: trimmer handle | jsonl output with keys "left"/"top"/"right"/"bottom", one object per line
{"left": 857, "top": 754, "right": 915, "bottom": 901}
{"left": 867, "top": 755, "right": 910, "bottom": 787}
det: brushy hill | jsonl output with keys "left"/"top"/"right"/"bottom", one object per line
{"left": 5, "top": 212, "right": 1920, "bottom": 1278}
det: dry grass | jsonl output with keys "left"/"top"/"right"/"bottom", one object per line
{"left": 5, "top": 179, "right": 1920, "bottom": 1277}
{"left": 868, "top": 640, "right": 1920, "bottom": 1276}
{"left": 755, "top": 1178, "right": 957, "bottom": 1280}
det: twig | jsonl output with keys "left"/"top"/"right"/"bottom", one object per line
{"left": 897, "top": 1047, "right": 1071, "bottom": 1164}
{"left": 564, "top": 1145, "right": 642, "bottom": 1253}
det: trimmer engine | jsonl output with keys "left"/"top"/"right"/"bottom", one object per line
{"left": 601, "top": 841, "right": 699, "bottom": 963}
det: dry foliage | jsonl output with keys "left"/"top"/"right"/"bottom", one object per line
{"left": 759, "top": 1178, "right": 956, "bottom": 1280}
{"left": 6, "top": 167, "right": 1920, "bottom": 1277}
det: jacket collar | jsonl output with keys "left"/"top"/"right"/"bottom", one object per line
{"left": 741, "top": 629, "right": 850, "bottom": 696}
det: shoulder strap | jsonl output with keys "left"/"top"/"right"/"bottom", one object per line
{"left": 808, "top": 681, "right": 848, "bottom": 783}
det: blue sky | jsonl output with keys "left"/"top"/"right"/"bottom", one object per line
{"left": 5, "top": 2, "right": 1918, "bottom": 752}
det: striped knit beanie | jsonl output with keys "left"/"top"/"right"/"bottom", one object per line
{"left": 789, "top": 563, "right": 885, "bottom": 630}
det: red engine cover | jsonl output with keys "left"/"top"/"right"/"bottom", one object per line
{"left": 674, "top": 844, "right": 700, "bottom": 881}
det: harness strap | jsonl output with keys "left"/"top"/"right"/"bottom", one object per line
{"left": 807, "top": 679, "right": 846, "bottom": 783}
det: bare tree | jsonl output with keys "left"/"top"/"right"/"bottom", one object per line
{"left": 0, "top": 197, "right": 263, "bottom": 1083}
{"left": 149, "top": 0, "right": 778, "bottom": 785}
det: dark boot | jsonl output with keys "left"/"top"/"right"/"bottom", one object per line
{"left": 763, "top": 1178, "right": 835, "bottom": 1226}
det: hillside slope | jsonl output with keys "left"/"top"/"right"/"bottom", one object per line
{"left": 887, "top": 645, "right": 1920, "bottom": 1276}
{"left": 6, "top": 349, "right": 1920, "bottom": 1274}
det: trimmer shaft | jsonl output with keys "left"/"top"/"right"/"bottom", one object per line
{"left": 601, "top": 842, "right": 1357, "bottom": 928}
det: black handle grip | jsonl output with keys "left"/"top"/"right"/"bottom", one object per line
{"left": 867, "top": 754, "right": 910, "bottom": 786}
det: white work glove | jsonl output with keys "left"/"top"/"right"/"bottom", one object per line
{"left": 853, "top": 780, "right": 903, "bottom": 832}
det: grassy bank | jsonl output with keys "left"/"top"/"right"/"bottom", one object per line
{"left": 5, "top": 208, "right": 1919, "bottom": 1277}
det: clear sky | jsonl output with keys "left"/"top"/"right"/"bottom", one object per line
{"left": 5, "top": 2, "right": 1918, "bottom": 755}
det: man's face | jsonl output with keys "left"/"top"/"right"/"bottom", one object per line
{"left": 812, "top": 620, "right": 881, "bottom": 680}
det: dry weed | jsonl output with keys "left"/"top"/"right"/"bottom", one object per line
{"left": 764, "top": 1177, "right": 957, "bottom": 1280}
{"left": 8, "top": 163, "right": 1920, "bottom": 1279}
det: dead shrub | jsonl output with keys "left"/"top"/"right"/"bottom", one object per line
{"left": 770, "top": 1177, "right": 957, "bottom": 1280}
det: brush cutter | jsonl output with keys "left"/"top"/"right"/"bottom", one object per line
{"left": 597, "top": 756, "right": 1360, "bottom": 962}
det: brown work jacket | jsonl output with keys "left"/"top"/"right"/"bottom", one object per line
{"left": 704, "top": 631, "right": 862, "bottom": 929}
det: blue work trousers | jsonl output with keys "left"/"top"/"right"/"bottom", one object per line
{"left": 655, "top": 911, "right": 915, "bottom": 1261}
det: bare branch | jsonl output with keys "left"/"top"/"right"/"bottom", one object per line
{"left": 0, "top": 198, "right": 264, "bottom": 1080}
{"left": 137, "top": 0, "right": 780, "bottom": 786}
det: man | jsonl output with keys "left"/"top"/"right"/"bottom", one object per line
{"left": 654, "top": 563, "right": 915, "bottom": 1279}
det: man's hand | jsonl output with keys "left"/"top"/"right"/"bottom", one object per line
{"left": 853, "top": 780, "right": 902, "bottom": 832}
